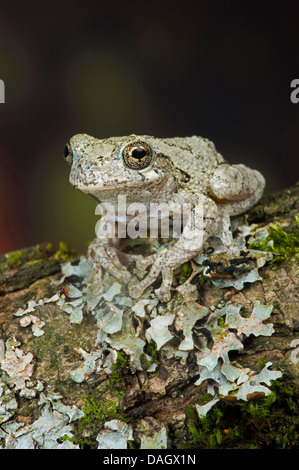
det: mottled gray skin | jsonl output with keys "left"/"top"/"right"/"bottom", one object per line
{"left": 66, "top": 134, "right": 265, "bottom": 302}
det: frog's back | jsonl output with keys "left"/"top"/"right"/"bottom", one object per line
{"left": 150, "top": 135, "right": 225, "bottom": 193}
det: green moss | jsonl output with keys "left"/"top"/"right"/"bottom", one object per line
{"left": 46, "top": 242, "right": 53, "bottom": 250}
{"left": 69, "top": 351, "right": 130, "bottom": 448}
{"left": 58, "top": 390, "right": 121, "bottom": 448}
{"left": 146, "top": 340, "right": 159, "bottom": 363}
{"left": 217, "top": 316, "right": 226, "bottom": 328}
{"left": 66, "top": 387, "right": 126, "bottom": 449}
{"left": 140, "top": 340, "right": 159, "bottom": 370}
{"left": 26, "top": 259, "right": 44, "bottom": 266}
{"left": 258, "top": 358, "right": 267, "bottom": 369}
{"left": 249, "top": 218, "right": 299, "bottom": 262}
{"left": 186, "top": 405, "right": 231, "bottom": 448}
{"left": 78, "top": 393, "right": 124, "bottom": 434}
{"left": 33, "top": 243, "right": 53, "bottom": 259}
{"left": 179, "top": 262, "right": 192, "bottom": 283}
{"left": 7, "top": 250, "right": 23, "bottom": 268}
{"left": 114, "top": 350, "right": 129, "bottom": 370}
{"left": 53, "top": 241, "right": 74, "bottom": 260}
{"left": 108, "top": 351, "right": 129, "bottom": 398}
{"left": 184, "top": 379, "right": 299, "bottom": 449}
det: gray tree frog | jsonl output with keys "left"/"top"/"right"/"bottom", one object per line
{"left": 64, "top": 134, "right": 265, "bottom": 302}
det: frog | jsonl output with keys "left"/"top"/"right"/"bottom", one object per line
{"left": 64, "top": 134, "right": 265, "bottom": 302}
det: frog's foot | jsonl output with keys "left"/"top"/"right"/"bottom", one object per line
{"left": 88, "top": 241, "right": 132, "bottom": 284}
{"left": 129, "top": 258, "right": 173, "bottom": 302}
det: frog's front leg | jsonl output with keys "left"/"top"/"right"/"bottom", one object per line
{"left": 129, "top": 195, "right": 219, "bottom": 302}
{"left": 88, "top": 238, "right": 133, "bottom": 293}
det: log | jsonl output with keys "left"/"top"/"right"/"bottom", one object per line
{"left": 0, "top": 183, "right": 298, "bottom": 449}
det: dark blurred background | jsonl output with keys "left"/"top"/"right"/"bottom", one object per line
{"left": 0, "top": 0, "right": 299, "bottom": 255}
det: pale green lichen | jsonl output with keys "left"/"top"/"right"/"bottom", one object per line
{"left": 139, "top": 426, "right": 167, "bottom": 449}
{"left": 145, "top": 314, "right": 175, "bottom": 351}
{"left": 51, "top": 248, "right": 281, "bottom": 426}
{"left": 96, "top": 420, "right": 133, "bottom": 449}
{"left": 14, "top": 294, "right": 59, "bottom": 334}
{"left": 174, "top": 301, "right": 209, "bottom": 351}
{"left": 1, "top": 338, "right": 36, "bottom": 397}
{"left": 53, "top": 235, "right": 282, "bottom": 418}
{"left": 0, "top": 391, "right": 83, "bottom": 449}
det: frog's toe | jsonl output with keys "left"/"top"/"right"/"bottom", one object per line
{"left": 99, "top": 256, "right": 131, "bottom": 282}
{"left": 155, "top": 267, "right": 173, "bottom": 302}
{"left": 155, "top": 287, "right": 172, "bottom": 303}
{"left": 128, "top": 284, "right": 144, "bottom": 299}
{"left": 119, "top": 270, "right": 132, "bottom": 283}
{"left": 129, "top": 263, "right": 161, "bottom": 299}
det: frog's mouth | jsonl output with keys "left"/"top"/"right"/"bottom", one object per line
{"left": 71, "top": 167, "right": 169, "bottom": 194}
{"left": 75, "top": 177, "right": 161, "bottom": 193}
{"left": 73, "top": 175, "right": 177, "bottom": 207}
{"left": 88, "top": 193, "right": 104, "bottom": 205}
{"left": 84, "top": 177, "right": 166, "bottom": 198}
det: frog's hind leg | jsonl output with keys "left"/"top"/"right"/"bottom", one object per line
{"left": 209, "top": 163, "right": 265, "bottom": 213}
{"left": 212, "top": 165, "right": 265, "bottom": 252}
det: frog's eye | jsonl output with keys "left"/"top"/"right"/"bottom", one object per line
{"left": 64, "top": 143, "right": 73, "bottom": 164}
{"left": 122, "top": 141, "right": 152, "bottom": 170}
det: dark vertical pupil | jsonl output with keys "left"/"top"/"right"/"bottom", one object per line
{"left": 131, "top": 147, "right": 147, "bottom": 159}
